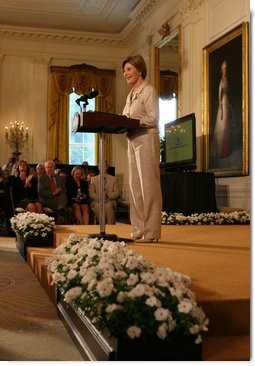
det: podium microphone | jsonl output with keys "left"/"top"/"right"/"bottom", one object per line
{"left": 75, "top": 89, "right": 99, "bottom": 107}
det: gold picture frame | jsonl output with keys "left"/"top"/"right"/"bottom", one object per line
{"left": 202, "top": 22, "right": 249, "bottom": 177}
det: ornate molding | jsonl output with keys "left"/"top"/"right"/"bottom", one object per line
{"left": 178, "top": 0, "right": 203, "bottom": 16}
{"left": 0, "top": 0, "right": 163, "bottom": 47}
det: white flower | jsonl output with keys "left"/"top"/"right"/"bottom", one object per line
{"left": 154, "top": 307, "right": 170, "bottom": 321}
{"left": 161, "top": 211, "right": 250, "bottom": 225}
{"left": 80, "top": 268, "right": 97, "bottom": 285}
{"left": 105, "top": 304, "right": 122, "bottom": 313}
{"left": 141, "top": 272, "right": 156, "bottom": 284}
{"left": 47, "top": 235, "right": 209, "bottom": 344}
{"left": 157, "top": 322, "right": 168, "bottom": 339}
{"left": 64, "top": 287, "right": 82, "bottom": 303}
{"left": 66, "top": 269, "right": 78, "bottom": 280}
{"left": 52, "top": 272, "right": 66, "bottom": 283}
{"left": 127, "top": 326, "right": 141, "bottom": 339}
{"left": 11, "top": 212, "right": 54, "bottom": 238}
{"left": 145, "top": 296, "right": 160, "bottom": 307}
{"left": 126, "top": 273, "right": 139, "bottom": 286}
{"left": 116, "top": 291, "right": 127, "bottom": 303}
{"left": 128, "top": 283, "right": 145, "bottom": 298}
{"left": 177, "top": 300, "right": 193, "bottom": 314}
{"left": 125, "top": 256, "right": 139, "bottom": 270}
{"left": 96, "top": 278, "right": 114, "bottom": 297}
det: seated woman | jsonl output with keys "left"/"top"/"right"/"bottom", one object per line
{"left": 11, "top": 160, "right": 43, "bottom": 213}
{"left": 66, "top": 166, "right": 90, "bottom": 224}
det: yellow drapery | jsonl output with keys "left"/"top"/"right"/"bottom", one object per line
{"left": 48, "top": 64, "right": 115, "bottom": 164}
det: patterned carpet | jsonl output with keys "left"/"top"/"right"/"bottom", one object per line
{"left": 0, "top": 239, "right": 83, "bottom": 361}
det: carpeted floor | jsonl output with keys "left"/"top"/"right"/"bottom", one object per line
{"left": 0, "top": 239, "right": 84, "bottom": 361}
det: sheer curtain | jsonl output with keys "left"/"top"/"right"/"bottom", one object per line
{"left": 48, "top": 64, "right": 115, "bottom": 164}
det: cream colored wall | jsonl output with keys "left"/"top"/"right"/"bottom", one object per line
{"left": 114, "top": 0, "right": 250, "bottom": 210}
{"left": 0, "top": 0, "right": 250, "bottom": 210}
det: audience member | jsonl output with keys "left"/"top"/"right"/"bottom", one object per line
{"left": 29, "top": 166, "right": 37, "bottom": 178}
{"left": 53, "top": 157, "right": 60, "bottom": 174}
{"left": 58, "top": 168, "right": 69, "bottom": 180}
{"left": 2, "top": 155, "right": 17, "bottom": 174}
{"left": 89, "top": 161, "right": 120, "bottom": 224}
{"left": 85, "top": 171, "right": 95, "bottom": 186}
{"left": 11, "top": 160, "right": 43, "bottom": 213}
{"left": 36, "top": 163, "right": 46, "bottom": 176}
{"left": 38, "top": 160, "right": 67, "bottom": 224}
{"left": 66, "top": 166, "right": 90, "bottom": 224}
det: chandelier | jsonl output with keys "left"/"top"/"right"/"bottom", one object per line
{"left": 5, "top": 120, "right": 29, "bottom": 160}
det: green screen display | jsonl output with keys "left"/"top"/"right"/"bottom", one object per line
{"left": 165, "top": 114, "right": 195, "bottom": 166}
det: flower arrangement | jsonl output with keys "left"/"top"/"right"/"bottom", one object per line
{"left": 10, "top": 212, "right": 55, "bottom": 238}
{"left": 161, "top": 211, "right": 250, "bottom": 225}
{"left": 47, "top": 235, "right": 209, "bottom": 344}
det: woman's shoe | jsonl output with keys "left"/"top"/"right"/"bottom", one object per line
{"left": 131, "top": 232, "right": 143, "bottom": 241}
{"left": 135, "top": 237, "right": 158, "bottom": 243}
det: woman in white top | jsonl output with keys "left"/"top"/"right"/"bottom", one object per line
{"left": 122, "top": 54, "right": 162, "bottom": 243}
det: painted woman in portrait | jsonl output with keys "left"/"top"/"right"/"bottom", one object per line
{"left": 212, "top": 60, "right": 234, "bottom": 160}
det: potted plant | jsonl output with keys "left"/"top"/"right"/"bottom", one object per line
{"left": 11, "top": 212, "right": 55, "bottom": 259}
{"left": 47, "top": 235, "right": 209, "bottom": 360}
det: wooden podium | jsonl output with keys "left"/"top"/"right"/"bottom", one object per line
{"left": 73, "top": 111, "right": 139, "bottom": 241}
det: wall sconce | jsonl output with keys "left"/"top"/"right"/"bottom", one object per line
{"left": 5, "top": 120, "right": 29, "bottom": 160}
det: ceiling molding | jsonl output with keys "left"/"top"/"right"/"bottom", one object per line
{"left": 0, "top": 0, "right": 163, "bottom": 47}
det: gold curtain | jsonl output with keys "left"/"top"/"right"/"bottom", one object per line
{"left": 160, "top": 70, "right": 178, "bottom": 100}
{"left": 48, "top": 64, "right": 115, "bottom": 163}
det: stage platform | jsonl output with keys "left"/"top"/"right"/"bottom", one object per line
{"left": 27, "top": 224, "right": 250, "bottom": 361}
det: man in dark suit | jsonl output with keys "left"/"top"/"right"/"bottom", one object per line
{"left": 38, "top": 160, "right": 67, "bottom": 224}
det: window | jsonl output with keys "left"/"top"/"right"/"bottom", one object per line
{"left": 159, "top": 94, "right": 177, "bottom": 139}
{"left": 69, "top": 91, "right": 96, "bottom": 165}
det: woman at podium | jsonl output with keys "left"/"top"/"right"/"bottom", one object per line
{"left": 122, "top": 54, "right": 162, "bottom": 243}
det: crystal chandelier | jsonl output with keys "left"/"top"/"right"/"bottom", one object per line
{"left": 5, "top": 120, "right": 29, "bottom": 160}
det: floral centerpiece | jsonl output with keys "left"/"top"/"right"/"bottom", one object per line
{"left": 47, "top": 235, "right": 209, "bottom": 350}
{"left": 11, "top": 212, "right": 55, "bottom": 259}
{"left": 161, "top": 211, "right": 250, "bottom": 225}
{"left": 11, "top": 212, "right": 55, "bottom": 238}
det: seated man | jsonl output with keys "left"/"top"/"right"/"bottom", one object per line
{"left": 38, "top": 160, "right": 67, "bottom": 224}
{"left": 89, "top": 161, "right": 120, "bottom": 225}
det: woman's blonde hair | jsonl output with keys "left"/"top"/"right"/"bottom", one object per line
{"left": 71, "top": 166, "right": 85, "bottom": 177}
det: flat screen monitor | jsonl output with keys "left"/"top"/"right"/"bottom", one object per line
{"left": 164, "top": 113, "right": 196, "bottom": 172}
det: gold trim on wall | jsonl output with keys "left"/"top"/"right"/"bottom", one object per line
{"left": 202, "top": 22, "right": 249, "bottom": 177}
{"left": 154, "top": 25, "right": 181, "bottom": 117}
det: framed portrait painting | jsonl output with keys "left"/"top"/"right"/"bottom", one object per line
{"left": 202, "top": 22, "right": 249, "bottom": 177}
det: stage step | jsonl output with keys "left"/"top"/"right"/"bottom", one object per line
{"left": 203, "top": 335, "right": 250, "bottom": 361}
{"left": 200, "top": 298, "right": 250, "bottom": 336}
